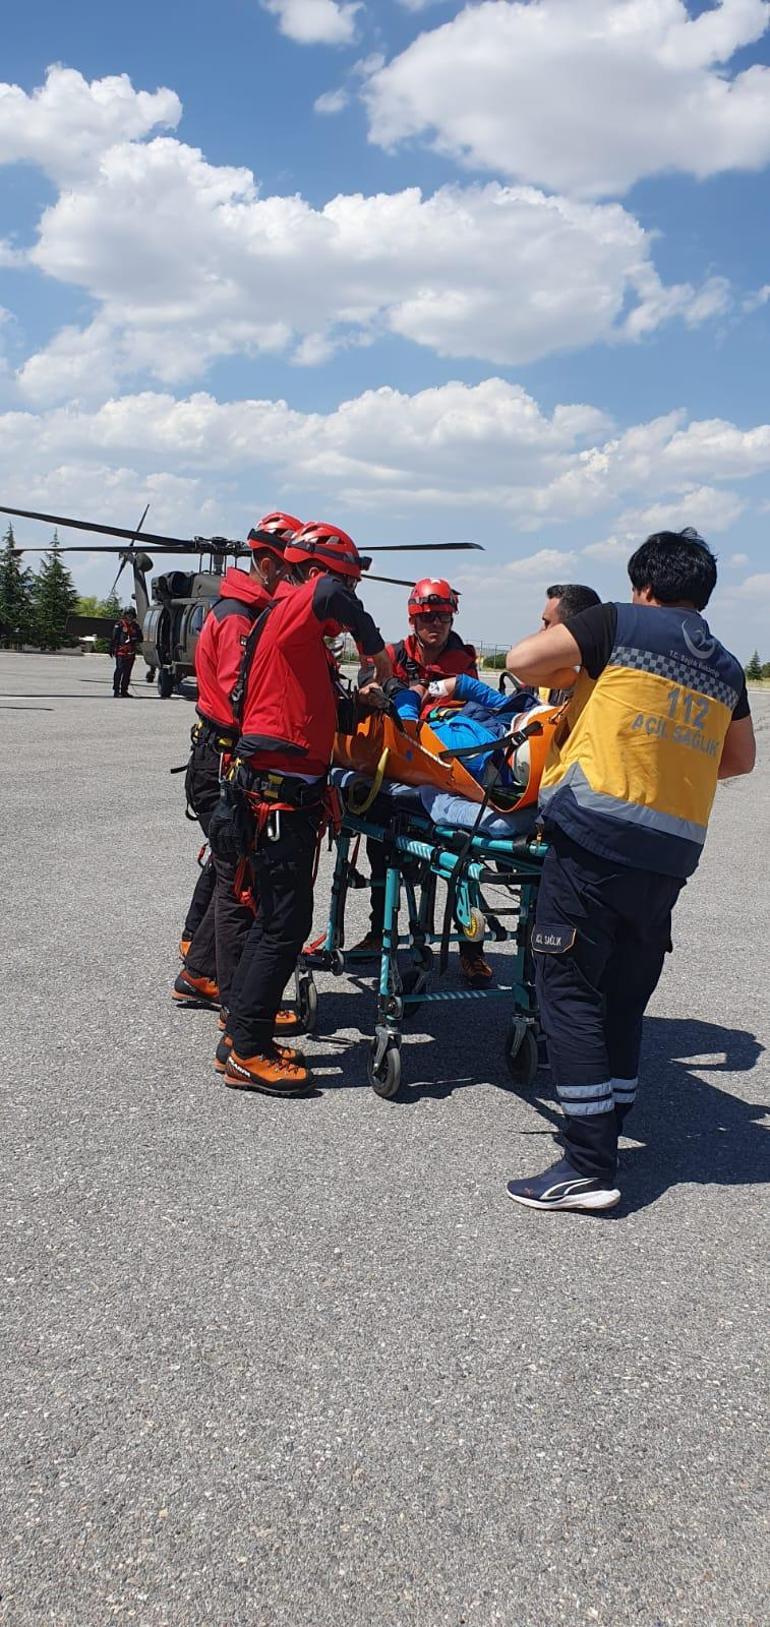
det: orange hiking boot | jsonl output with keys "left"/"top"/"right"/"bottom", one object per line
{"left": 172, "top": 971, "right": 221, "bottom": 1010}
{"left": 274, "top": 1007, "right": 301, "bottom": 1034}
{"left": 215, "top": 1034, "right": 302, "bottom": 1074}
{"left": 179, "top": 937, "right": 192, "bottom": 960}
{"left": 219, "top": 1008, "right": 298, "bottom": 1034}
{"left": 459, "top": 948, "right": 493, "bottom": 987}
{"left": 224, "top": 1048, "right": 313, "bottom": 1096}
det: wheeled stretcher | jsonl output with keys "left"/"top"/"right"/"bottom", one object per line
{"left": 296, "top": 707, "right": 554, "bottom": 1098}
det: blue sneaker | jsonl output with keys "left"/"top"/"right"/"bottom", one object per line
{"left": 506, "top": 1157, "right": 620, "bottom": 1213}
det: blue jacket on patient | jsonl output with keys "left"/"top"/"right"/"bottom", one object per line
{"left": 392, "top": 674, "right": 540, "bottom": 786}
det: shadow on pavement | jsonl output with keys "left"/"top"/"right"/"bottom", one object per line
{"left": 610, "top": 1015, "right": 767, "bottom": 1216}
{"left": 311, "top": 994, "right": 767, "bottom": 1211}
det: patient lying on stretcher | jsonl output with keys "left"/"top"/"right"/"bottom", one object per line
{"left": 390, "top": 672, "right": 547, "bottom": 795}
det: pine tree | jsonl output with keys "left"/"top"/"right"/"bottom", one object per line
{"left": 101, "top": 591, "right": 123, "bottom": 622}
{"left": 745, "top": 650, "right": 763, "bottom": 681}
{"left": 32, "top": 531, "right": 80, "bottom": 651}
{"left": 0, "top": 523, "right": 36, "bottom": 647}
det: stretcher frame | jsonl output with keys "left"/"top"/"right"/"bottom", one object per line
{"left": 296, "top": 792, "right": 548, "bottom": 1098}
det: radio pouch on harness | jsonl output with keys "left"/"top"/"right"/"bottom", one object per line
{"left": 208, "top": 774, "right": 255, "bottom": 863}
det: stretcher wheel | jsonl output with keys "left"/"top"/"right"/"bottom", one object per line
{"left": 504, "top": 1023, "right": 538, "bottom": 1087}
{"left": 296, "top": 974, "right": 318, "bottom": 1035}
{"left": 464, "top": 908, "right": 486, "bottom": 943}
{"left": 367, "top": 1035, "right": 402, "bottom": 1099}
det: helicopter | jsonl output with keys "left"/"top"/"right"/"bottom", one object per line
{"left": 0, "top": 504, "right": 483, "bottom": 698}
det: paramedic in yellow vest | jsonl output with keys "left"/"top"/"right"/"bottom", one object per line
{"left": 503, "top": 529, "right": 755, "bottom": 1215}
{"left": 538, "top": 583, "right": 600, "bottom": 705}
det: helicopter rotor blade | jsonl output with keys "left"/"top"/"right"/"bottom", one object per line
{"left": 109, "top": 557, "right": 128, "bottom": 598}
{"left": 365, "top": 542, "right": 483, "bottom": 553}
{"left": 363, "top": 573, "right": 421, "bottom": 588}
{"left": 131, "top": 503, "right": 150, "bottom": 545}
{"left": 0, "top": 504, "right": 230, "bottom": 551}
{"left": 0, "top": 506, "right": 484, "bottom": 558}
{"left": 5, "top": 541, "right": 239, "bottom": 557}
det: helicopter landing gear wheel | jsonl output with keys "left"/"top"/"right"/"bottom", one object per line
{"left": 158, "top": 668, "right": 174, "bottom": 699}
{"left": 295, "top": 973, "right": 318, "bottom": 1035}
{"left": 367, "top": 1028, "right": 402, "bottom": 1099}
{"left": 504, "top": 1022, "right": 538, "bottom": 1088}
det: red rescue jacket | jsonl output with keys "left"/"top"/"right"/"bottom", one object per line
{"left": 238, "top": 575, "right": 384, "bottom": 779}
{"left": 111, "top": 617, "right": 142, "bottom": 660}
{"left": 195, "top": 567, "right": 275, "bottom": 733}
{"left": 387, "top": 631, "right": 478, "bottom": 717}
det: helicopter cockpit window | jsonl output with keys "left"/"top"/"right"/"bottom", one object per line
{"left": 189, "top": 603, "right": 207, "bottom": 635}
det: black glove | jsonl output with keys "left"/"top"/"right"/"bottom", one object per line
{"left": 355, "top": 685, "right": 391, "bottom": 718}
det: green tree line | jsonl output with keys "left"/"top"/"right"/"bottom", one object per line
{"left": 0, "top": 523, "right": 125, "bottom": 651}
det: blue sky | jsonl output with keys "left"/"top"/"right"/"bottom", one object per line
{"left": 1, "top": 0, "right": 769, "bottom": 653}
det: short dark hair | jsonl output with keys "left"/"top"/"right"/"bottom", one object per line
{"left": 546, "top": 583, "right": 601, "bottom": 620}
{"left": 627, "top": 528, "right": 717, "bottom": 611}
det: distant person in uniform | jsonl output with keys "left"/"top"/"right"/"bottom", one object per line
{"left": 110, "top": 608, "right": 143, "bottom": 697}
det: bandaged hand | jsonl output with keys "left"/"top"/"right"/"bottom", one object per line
{"left": 427, "top": 677, "right": 457, "bottom": 701}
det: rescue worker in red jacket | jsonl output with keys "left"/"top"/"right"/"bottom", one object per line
{"left": 221, "top": 521, "right": 391, "bottom": 1097}
{"left": 354, "top": 577, "right": 492, "bottom": 985}
{"left": 110, "top": 608, "right": 143, "bottom": 696}
{"left": 388, "top": 577, "right": 478, "bottom": 708}
{"left": 174, "top": 512, "right": 300, "bottom": 1015}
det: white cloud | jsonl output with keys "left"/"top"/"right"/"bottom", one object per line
{"left": 584, "top": 487, "right": 747, "bottom": 560}
{"left": 0, "top": 65, "right": 735, "bottom": 399}
{"left": 364, "top": 0, "right": 770, "bottom": 198}
{"left": 16, "top": 145, "right": 730, "bottom": 399}
{"left": 727, "top": 552, "right": 750, "bottom": 565}
{"left": 0, "top": 65, "right": 180, "bottom": 184}
{"left": 2, "top": 380, "right": 769, "bottom": 532}
{"left": 743, "top": 284, "right": 770, "bottom": 313}
{"left": 505, "top": 548, "right": 580, "bottom": 579}
{"left": 2, "top": 378, "right": 766, "bottom": 650}
{"left": 314, "top": 87, "right": 350, "bottom": 114}
{"left": 728, "top": 572, "right": 770, "bottom": 600}
{"left": 262, "top": 0, "right": 361, "bottom": 45}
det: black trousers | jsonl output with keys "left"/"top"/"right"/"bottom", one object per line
{"left": 227, "top": 810, "right": 320, "bottom": 1057}
{"left": 534, "top": 830, "right": 683, "bottom": 1181}
{"left": 365, "top": 835, "right": 483, "bottom": 961}
{"left": 182, "top": 857, "right": 215, "bottom": 943}
{"left": 113, "top": 655, "right": 135, "bottom": 695}
{"left": 183, "top": 739, "right": 253, "bottom": 1006}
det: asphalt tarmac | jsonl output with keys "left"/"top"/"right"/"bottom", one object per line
{"left": 1, "top": 653, "right": 768, "bottom": 1627}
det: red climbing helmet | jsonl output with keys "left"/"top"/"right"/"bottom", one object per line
{"left": 284, "top": 521, "right": 363, "bottom": 583}
{"left": 246, "top": 511, "right": 303, "bottom": 559}
{"left": 408, "top": 577, "right": 459, "bottom": 619}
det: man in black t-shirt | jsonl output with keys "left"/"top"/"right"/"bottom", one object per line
{"left": 502, "top": 530, "right": 755, "bottom": 1215}
{"left": 537, "top": 583, "right": 601, "bottom": 705}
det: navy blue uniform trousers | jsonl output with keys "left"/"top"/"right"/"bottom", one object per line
{"left": 534, "top": 829, "right": 683, "bottom": 1180}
